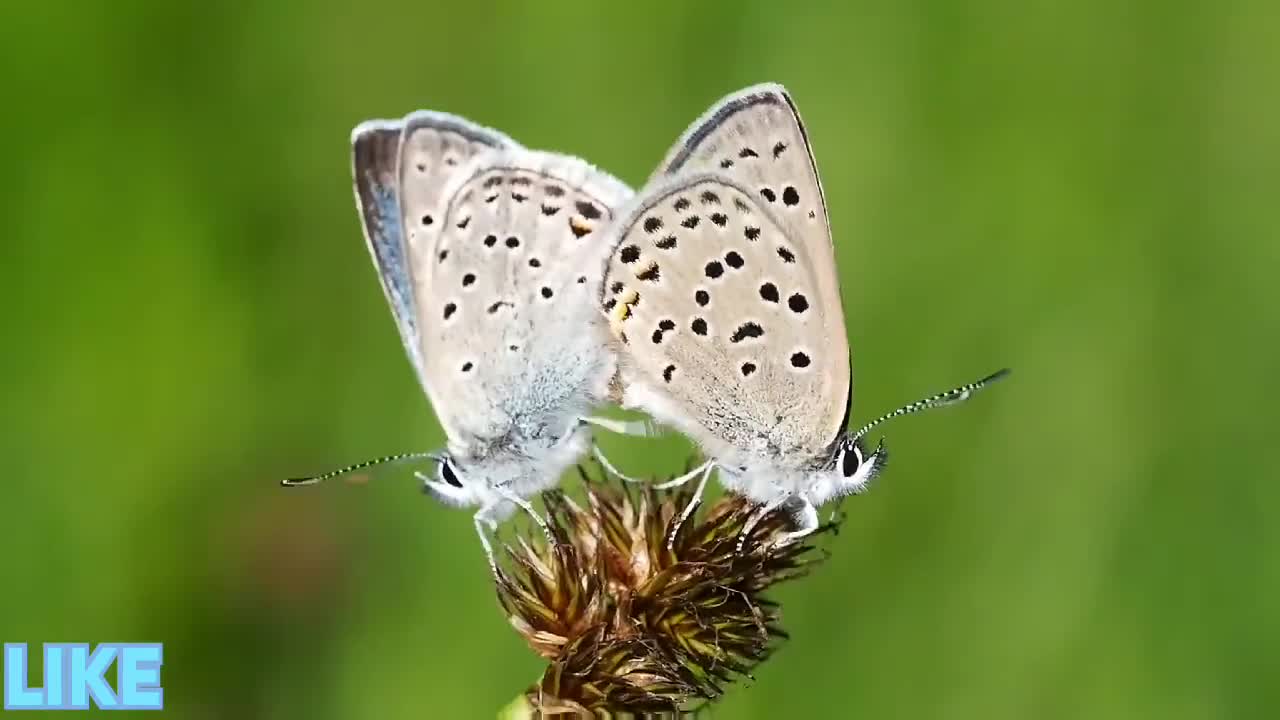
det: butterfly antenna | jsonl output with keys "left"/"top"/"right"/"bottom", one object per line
{"left": 280, "top": 451, "right": 440, "bottom": 487}
{"left": 850, "top": 368, "right": 1011, "bottom": 444}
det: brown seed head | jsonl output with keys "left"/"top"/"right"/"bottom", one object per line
{"left": 496, "top": 465, "right": 836, "bottom": 716}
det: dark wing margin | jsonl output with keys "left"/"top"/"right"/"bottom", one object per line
{"left": 662, "top": 87, "right": 787, "bottom": 174}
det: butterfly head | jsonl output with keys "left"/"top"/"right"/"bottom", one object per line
{"left": 420, "top": 452, "right": 488, "bottom": 508}
{"left": 420, "top": 424, "right": 593, "bottom": 509}
{"left": 420, "top": 451, "right": 518, "bottom": 508}
{"left": 829, "top": 435, "right": 888, "bottom": 498}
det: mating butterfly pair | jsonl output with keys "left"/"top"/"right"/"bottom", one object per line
{"left": 284, "top": 85, "right": 1007, "bottom": 572}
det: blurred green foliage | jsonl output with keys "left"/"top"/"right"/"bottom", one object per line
{"left": 1, "top": 1, "right": 1277, "bottom": 717}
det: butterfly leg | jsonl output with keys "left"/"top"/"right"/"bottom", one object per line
{"left": 666, "top": 462, "right": 715, "bottom": 550}
{"left": 494, "top": 485, "right": 554, "bottom": 545}
{"left": 591, "top": 444, "right": 649, "bottom": 484}
{"left": 735, "top": 494, "right": 791, "bottom": 554}
{"left": 654, "top": 460, "right": 713, "bottom": 490}
{"left": 582, "top": 415, "right": 663, "bottom": 438}
{"left": 583, "top": 416, "right": 664, "bottom": 484}
{"left": 773, "top": 499, "right": 820, "bottom": 548}
{"left": 472, "top": 506, "right": 501, "bottom": 577}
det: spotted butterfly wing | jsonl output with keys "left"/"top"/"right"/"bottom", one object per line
{"left": 603, "top": 84, "right": 850, "bottom": 465}
{"left": 409, "top": 148, "right": 632, "bottom": 449}
{"left": 351, "top": 113, "right": 518, "bottom": 395}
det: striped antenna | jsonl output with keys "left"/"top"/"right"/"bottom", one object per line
{"left": 280, "top": 451, "right": 440, "bottom": 487}
{"left": 850, "top": 368, "right": 1011, "bottom": 445}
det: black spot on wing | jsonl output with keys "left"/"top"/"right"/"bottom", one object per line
{"left": 576, "top": 201, "right": 602, "bottom": 220}
{"left": 637, "top": 262, "right": 661, "bottom": 282}
{"left": 651, "top": 318, "right": 676, "bottom": 344}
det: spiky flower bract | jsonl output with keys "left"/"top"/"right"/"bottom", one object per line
{"left": 497, "top": 465, "right": 836, "bottom": 717}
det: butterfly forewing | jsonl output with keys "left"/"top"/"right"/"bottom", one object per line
{"left": 607, "top": 84, "right": 850, "bottom": 462}
{"left": 663, "top": 84, "right": 847, "bottom": 445}
{"left": 417, "top": 149, "right": 632, "bottom": 448}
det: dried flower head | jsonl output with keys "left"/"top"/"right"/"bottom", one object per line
{"left": 497, "top": 464, "right": 836, "bottom": 717}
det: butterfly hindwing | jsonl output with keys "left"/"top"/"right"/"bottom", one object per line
{"left": 604, "top": 174, "right": 840, "bottom": 461}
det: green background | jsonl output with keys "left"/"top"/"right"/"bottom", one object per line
{"left": 2, "top": 1, "right": 1277, "bottom": 717}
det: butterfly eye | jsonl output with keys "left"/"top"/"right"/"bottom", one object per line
{"left": 440, "top": 460, "right": 463, "bottom": 488}
{"left": 841, "top": 443, "right": 863, "bottom": 478}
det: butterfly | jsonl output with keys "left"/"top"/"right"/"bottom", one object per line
{"left": 599, "top": 84, "right": 1009, "bottom": 549}
{"left": 284, "top": 111, "right": 649, "bottom": 571}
